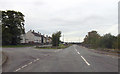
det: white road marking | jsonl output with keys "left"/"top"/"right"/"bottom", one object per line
{"left": 14, "top": 68, "right": 21, "bottom": 72}
{"left": 21, "top": 65, "right": 26, "bottom": 68}
{"left": 77, "top": 52, "right": 80, "bottom": 54}
{"left": 74, "top": 46, "right": 78, "bottom": 52}
{"left": 23, "top": 65, "right": 27, "bottom": 67}
{"left": 34, "top": 58, "right": 40, "bottom": 62}
{"left": 81, "top": 56, "right": 90, "bottom": 66}
{"left": 14, "top": 58, "right": 40, "bottom": 72}
{"left": 74, "top": 45, "right": 90, "bottom": 66}
{"left": 74, "top": 46, "right": 81, "bottom": 55}
{"left": 36, "top": 58, "right": 39, "bottom": 61}
{"left": 34, "top": 59, "right": 37, "bottom": 62}
{"left": 75, "top": 49, "right": 78, "bottom": 52}
{"left": 55, "top": 49, "right": 62, "bottom": 52}
{"left": 28, "top": 62, "right": 33, "bottom": 65}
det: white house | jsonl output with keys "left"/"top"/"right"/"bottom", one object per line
{"left": 20, "top": 30, "right": 41, "bottom": 43}
{"left": 20, "top": 34, "right": 26, "bottom": 43}
{"left": 20, "top": 30, "right": 52, "bottom": 44}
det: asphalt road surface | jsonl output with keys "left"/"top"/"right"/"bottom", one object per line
{"left": 2, "top": 45, "right": 118, "bottom": 72}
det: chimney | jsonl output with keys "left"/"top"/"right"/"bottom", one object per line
{"left": 39, "top": 33, "right": 41, "bottom": 35}
{"left": 43, "top": 34, "right": 45, "bottom": 37}
{"left": 33, "top": 30, "right": 34, "bottom": 33}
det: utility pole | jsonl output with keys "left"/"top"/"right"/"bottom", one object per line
{"left": 79, "top": 37, "right": 80, "bottom": 42}
{"left": 63, "top": 34, "right": 64, "bottom": 43}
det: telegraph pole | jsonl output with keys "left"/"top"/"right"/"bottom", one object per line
{"left": 63, "top": 34, "right": 64, "bottom": 43}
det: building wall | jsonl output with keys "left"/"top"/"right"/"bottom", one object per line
{"left": 34, "top": 36, "right": 41, "bottom": 43}
{"left": 48, "top": 38, "right": 52, "bottom": 44}
{"left": 43, "top": 37, "right": 46, "bottom": 44}
{"left": 20, "top": 30, "right": 51, "bottom": 44}
{"left": 25, "top": 31, "right": 34, "bottom": 43}
{"left": 20, "top": 34, "right": 26, "bottom": 43}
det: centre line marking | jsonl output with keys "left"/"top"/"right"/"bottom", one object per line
{"left": 74, "top": 46, "right": 80, "bottom": 54}
{"left": 81, "top": 56, "right": 90, "bottom": 66}
{"left": 75, "top": 49, "right": 78, "bottom": 52}
{"left": 77, "top": 52, "right": 80, "bottom": 54}
{"left": 28, "top": 62, "right": 32, "bottom": 65}
{"left": 14, "top": 68, "right": 21, "bottom": 72}
{"left": 74, "top": 46, "right": 78, "bottom": 52}
{"left": 14, "top": 58, "right": 40, "bottom": 72}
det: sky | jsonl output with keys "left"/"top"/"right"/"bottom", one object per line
{"left": 0, "top": 0, "right": 119, "bottom": 42}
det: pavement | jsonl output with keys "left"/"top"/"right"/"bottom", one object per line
{"left": 2, "top": 45, "right": 118, "bottom": 72}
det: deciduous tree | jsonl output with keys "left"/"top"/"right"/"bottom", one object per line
{"left": 2, "top": 10, "right": 25, "bottom": 45}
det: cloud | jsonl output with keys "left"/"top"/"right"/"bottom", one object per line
{"left": 0, "top": 0, "right": 119, "bottom": 42}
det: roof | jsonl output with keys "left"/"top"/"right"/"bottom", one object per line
{"left": 30, "top": 31, "right": 49, "bottom": 38}
{"left": 48, "top": 37, "right": 52, "bottom": 39}
{"left": 32, "top": 32, "right": 41, "bottom": 37}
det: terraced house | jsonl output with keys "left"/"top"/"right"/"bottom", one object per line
{"left": 20, "top": 30, "right": 52, "bottom": 44}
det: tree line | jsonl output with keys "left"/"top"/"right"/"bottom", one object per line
{"left": 82, "top": 31, "right": 120, "bottom": 50}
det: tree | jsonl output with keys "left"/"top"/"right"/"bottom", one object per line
{"left": 99, "top": 33, "right": 116, "bottom": 49}
{"left": 2, "top": 10, "right": 25, "bottom": 45}
{"left": 83, "top": 30, "right": 100, "bottom": 48}
{"left": 83, "top": 30, "right": 119, "bottom": 50}
{"left": 52, "top": 31, "right": 61, "bottom": 46}
{"left": 117, "top": 34, "right": 120, "bottom": 50}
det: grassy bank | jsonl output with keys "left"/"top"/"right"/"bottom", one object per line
{"left": 36, "top": 44, "right": 72, "bottom": 49}
{"left": 87, "top": 46, "right": 120, "bottom": 54}
{"left": 2, "top": 45, "right": 34, "bottom": 48}
{"left": 96, "top": 48, "right": 120, "bottom": 53}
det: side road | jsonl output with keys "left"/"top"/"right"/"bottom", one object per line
{"left": 0, "top": 52, "right": 7, "bottom": 66}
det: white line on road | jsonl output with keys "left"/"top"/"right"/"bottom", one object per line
{"left": 14, "top": 58, "right": 40, "bottom": 72}
{"left": 77, "top": 52, "right": 80, "bottom": 54}
{"left": 23, "top": 65, "right": 27, "bottom": 67}
{"left": 28, "top": 62, "right": 33, "bottom": 65}
{"left": 36, "top": 58, "right": 39, "bottom": 61}
{"left": 81, "top": 56, "right": 90, "bottom": 66}
{"left": 34, "top": 59, "right": 37, "bottom": 62}
{"left": 74, "top": 45, "right": 90, "bottom": 66}
{"left": 55, "top": 49, "right": 63, "bottom": 52}
{"left": 14, "top": 68, "right": 21, "bottom": 72}
{"left": 74, "top": 46, "right": 81, "bottom": 55}
{"left": 75, "top": 49, "right": 78, "bottom": 52}
{"left": 21, "top": 64, "right": 27, "bottom": 69}
{"left": 74, "top": 46, "right": 78, "bottom": 52}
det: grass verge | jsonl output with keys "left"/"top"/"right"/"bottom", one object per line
{"left": 2, "top": 45, "right": 33, "bottom": 48}
{"left": 36, "top": 44, "right": 72, "bottom": 49}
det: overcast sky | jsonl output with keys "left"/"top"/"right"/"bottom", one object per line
{"left": 0, "top": 0, "right": 119, "bottom": 42}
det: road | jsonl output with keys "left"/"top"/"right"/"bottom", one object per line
{"left": 2, "top": 45, "right": 118, "bottom": 72}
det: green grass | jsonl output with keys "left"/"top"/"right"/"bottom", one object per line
{"left": 2, "top": 45, "right": 33, "bottom": 48}
{"left": 58, "top": 44, "right": 68, "bottom": 49}
{"left": 36, "top": 44, "right": 72, "bottom": 49}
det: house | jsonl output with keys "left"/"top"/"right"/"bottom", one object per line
{"left": 20, "top": 30, "right": 52, "bottom": 44}
{"left": 20, "top": 34, "right": 26, "bottom": 43}
{"left": 47, "top": 36, "right": 52, "bottom": 44}
{"left": 20, "top": 30, "right": 42, "bottom": 44}
{"left": 41, "top": 34, "right": 46, "bottom": 44}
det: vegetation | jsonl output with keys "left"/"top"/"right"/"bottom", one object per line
{"left": 52, "top": 31, "right": 61, "bottom": 46}
{"left": 35, "top": 44, "right": 70, "bottom": 49}
{"left": 2, "top": 45, "right": 33, "bottom": 48}
{"left": 2, "top": 10, "right": 25, "bottom": 45}
{"left": 82, "top": 30, "right": 119, "bottom": 50}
